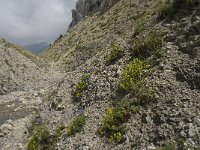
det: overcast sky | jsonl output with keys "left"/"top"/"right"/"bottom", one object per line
{"left": 0, "top": 0, "right": 77, "bottom": 45}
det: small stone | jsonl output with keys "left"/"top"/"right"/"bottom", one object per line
{"left": 194, "top": 117, "right": 200, "bottom": 126}
{"left": 83, "top": 145, "right": 90, "bottom": 150}
{"left": 180, "top": 130, "right": 186, "bottom": 137}
{"left": 146, "top": 116, "right": 151, "bottom": 123}
{"left": 35, "top": 98, "right": 42, "bottom": 105}
{"left": 0, "top": 123, "right": 13, "bottom": 135}
{"left": 56, "top": 104, "right": 65, "bottom": 111}
{"left": 148, "top": 145, "right": 156, "bottom": 150}
{"left": 159, "top": 63, "right": 164, "bottom": 70}
{"left": 188, "top": 123, "right": 196, "bottom": 137}
{"left": 0, "top": 132, "right": 4, "bottom": 137}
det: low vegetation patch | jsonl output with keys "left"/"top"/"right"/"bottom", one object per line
{"left": 157, "top": 142, "right": 200, "bottom": 150}
{"left": 27, "top": 117, "right": 65, "bottom": 150}
{"left": 98, "top": 58, "right": 155, "bottom": 143}
{"left": 134, "top": 85, "right": 156, "bottom": 105}
{"left": 119, "top": 58, "right": 147, "bottom": 92}
{"left": 106, "top": 43, "right": 124, "bottom": 65}
{"left": 132, "top": 30, "right": 163, "bottom": 59}
{"left": 158, "top": 143, "right": 176, "bottom": 150}
{"left": 54, "top": 125, "right": 65, "bottom": 142}
{"left": 67, "top": 115, "right": 86, "bottom": 136}
{"left": 157, "top": 0, "right": 199, "bottom": 20}
{"left": 97, "top": 99, "right": 138, "bottom": 143}
{"left": 118, "top": 58, "right": 156, "bottom": 105}
{"left": 133, "top": 15, "right": 148, "bottom": 37}
{"left": 27, "top": 124, "right": 51, "bottom": 150}
{"left": 72, "top": 74, "right": 90, "bottom": 102}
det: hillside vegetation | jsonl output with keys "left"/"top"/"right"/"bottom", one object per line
{"left": 0, "top": 0, "right": 200, "bottom": 149}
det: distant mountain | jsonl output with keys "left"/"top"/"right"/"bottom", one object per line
{"left": 23, "top": 42, "right": 49, "bottom": 53}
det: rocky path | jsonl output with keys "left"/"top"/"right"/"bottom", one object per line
{"left": 0, "top": 68, "right": 65, "bottom": 149}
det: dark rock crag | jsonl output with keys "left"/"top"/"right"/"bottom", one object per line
{"left": 69, "top": 0, "right": 120, "bottom": 28}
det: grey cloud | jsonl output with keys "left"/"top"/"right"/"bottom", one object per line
{"left": 0, "top": 0, "right": 77, "bottom": 45}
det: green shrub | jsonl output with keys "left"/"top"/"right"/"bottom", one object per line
{"left": 97, "top": 99, "right": 137, "bottom": 143}
{"left": 134, "top": 85, "right": 156, "bottom": 105}
{"left": 132, "top": 30, "right": 163, "bottom": 59}
{"left": 27, "top": 117, "right": 65, "bottom": 150}
{"left": 106, "top": 43, "right": 123, "bottom": 65}
{"left": 157, "top": 0, "right": 199, "bottom": 20}
{"left": 118, "top": 58, "right": 156, "bottom": 105}
{"left": 148, "top": 48, "right": 165, "bottom": 67}
{"left": 72, "top": 74, "right": 90, "bottom": 102}
{"left": 27, "top": 124, "right": 51, "bottom": 150}
{"left": 119, "top": 58, "right": 146, "bottom": 92}
{"left": 159, "top": 143, "right": 176, "bottom": 150}
{"left": 67, "top": 115, "right": 86, "bottom": 136}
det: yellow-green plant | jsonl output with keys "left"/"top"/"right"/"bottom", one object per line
{"left": 97, "top": 99, "right": 137, "bottom": 143}
{"left": 119, "top": 58, "right": 146, "bottom": 92}
{"left": 67, "top": 115, "right": 86, "bottom": 136}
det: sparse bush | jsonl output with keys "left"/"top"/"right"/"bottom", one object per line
{"left": 27, "top": 124, "right": 51, "bottom": 150}
{"left": 133, "top": 85, "right": 156, "bottom": 105}
{"left": 27, "top": 116, "right": 65, "bottom": 150}
{"left": 159, "top": 143, "right": 176, "bottom": 150}
{"left": 97, "top": 99, "right": 137, "bottom": 143}
{"left": 67, "top": 115, "right": 86, "bottom": 136}
{"left": 106, "top": 43, "right": 123, "bottom": 65}
{"left": 119, "top": 58, "right": 146, "bottom": 92}
{"left": 157, "top": 0, "right": 199, "bottom": 20}
{"left": 132, "top": 30, "right": 163, "bottom": 59}
{"left": 72, "top": 74, "right": 90, "bottom": 102}
{"left": 118, "top": 58, "right": 156, "bottom": 105}
{"left": 148, "top": 48, "right": 165, "bottom": 67}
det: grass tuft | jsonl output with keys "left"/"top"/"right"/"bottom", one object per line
{"left": 157, "top": 0, "right": 199, "bottom": 20}
{"left": 106, "top": 43, "right": 124, "bottom": 65}
{"left": 132, "top": 30, "right": 163, "bottom": 59}
{"left": 67, "top": 115, "right": 86, "bottom": 136}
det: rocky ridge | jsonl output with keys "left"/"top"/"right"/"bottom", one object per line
{"left": 1, "top": 0, "right": 200, "bottom": 149}
{"left": 69, "top": 0, "right": 120, "bottom": 28}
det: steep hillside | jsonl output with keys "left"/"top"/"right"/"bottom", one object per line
{"left": 0, "top": 39, "right": 45, "bottom": 95}
{"left": 42, "top": 0, "right": 154, "bottom": 72}
{"left": 1, "top": 0, "right": 200, "bottom": 150}
{"left": 0, "top": 39, "right": 65, "bottom": 146}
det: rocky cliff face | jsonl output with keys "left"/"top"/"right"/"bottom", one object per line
{"left": 1, "top": 0, "right": 200, "bottom": 149}
{"left": 69, "top": 0, "right": 120, "bottom": 28}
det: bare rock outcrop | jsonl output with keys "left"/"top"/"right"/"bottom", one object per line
{"left": 69, "top": 0, "right": 120, "bottom": 28}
